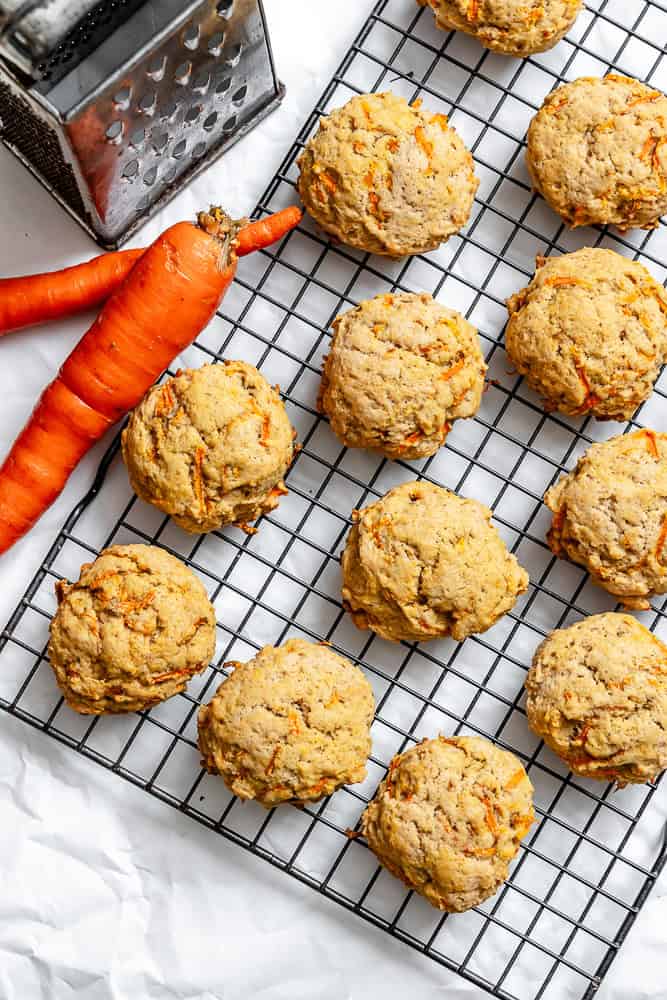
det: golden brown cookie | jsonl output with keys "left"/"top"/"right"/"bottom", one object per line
{"left": 526, "top": 75, "right": 667, "bottom": 231}
{"left": 319, "top": 292, "right": 486, "bottom": 459}
{"left": 48, "top": 544, "right": 216, "bottom": 714}
{"left": 545, "top": 430, "right": 667, "bottom": 610}
{"left": 198, "top": 639, "right": 375, "bottom": 806}
{"left": 341, "top": 480, "right": 529, "bottom": 642}
{"left": 361, "top": 735, "right": 534, "bottom": 912}
{"left": 421, "top": 0, "right": 582, "bottom": 56}
{"left": 297, "top": 91, "right": 478, "bottom": 256}
{"left": 506, "top": 248, "right": 667, "bottom": 420}
{"left": 121, "top": 362, "right": 296, "bottom": 534}
{"left": 526, "top": 613, "right": 667, "bottom": 786}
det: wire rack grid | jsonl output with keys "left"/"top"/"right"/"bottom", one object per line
{"left": 2, "top": 1, "right": 667, "bottom": 998}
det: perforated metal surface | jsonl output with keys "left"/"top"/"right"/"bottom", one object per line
{"left": 0, "top": 0, "right": 283, "bottom": 247}
{"left": 2, "top": 2, "right": 667, "bottom": 998}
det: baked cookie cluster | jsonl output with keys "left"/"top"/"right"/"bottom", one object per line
{"left": 42, "top": 4, "right": 667, "bottom": 924}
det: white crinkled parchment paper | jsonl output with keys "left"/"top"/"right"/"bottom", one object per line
{"left": 0, "top": 2, "right": 665, "bottom": 998}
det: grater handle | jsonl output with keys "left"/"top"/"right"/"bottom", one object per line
{"left": 0, "top": 0, "right": 101, "bottom": 56}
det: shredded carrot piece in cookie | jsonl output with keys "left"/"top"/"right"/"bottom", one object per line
{"left": 549, "top": 508, "right": 566, "bottom": 555}
{"left": 512, "top": 814, "right": 534, "bottom": 839}
{"left": 154, "top": 383, "right": 176, "bottom": 418}
{"left": 544, "top": 276, "right": 591, "bottom": 289}
{"left": 288, "top": 709, "right": 300, "bottom": 736}
{"left": 193, "top": 446, "right": 206, "bottom": 512}
{"left": 325, "top": 689, "right": 340, "bottom": 709}
{"left": 430, "top": 113, "right": 449, "bottom": 131}
{"left": 345, "top": 828, "right": 361, "bottom": 840}
{"left": 525, "top": 6, "right": 543, "bottom": 24}
{"left": 265, "top": 746, "right": 280, "bottom": 775}
{"left": 626, "top": 91, "right": 661, "bottom": 109}
{"left": 641, "top": 134, "right": 658, "bottom": 161}
{"left": 643, "top": 428, "right": 659, "bottom": 458}
{"left": 414, "top": 125, "right": 434, "bottom": 168}
{"left": 411, "top": 97, "right": 423, "bottom": 109}
{"left": 386, "top": 756, "right": 400, "bottom": 797}
{"left": 467, "top": 0, "right": 480, "bottom": 21}
{"left": 269, "top": 483, "right": 289, "bottom": 499}
{"left": 546, "top": 97, "right": 568, "bottom": 115}
{"left": 152, "top": 668, "right": 190, "bottom": 683}
{"left": 261, "top": 413, "right": 271, "bottom": 446}
{"left": 439, "top": 359, "right": 466, "bottom": 381}
{"left": 482, "top": 796, "right": 499, "bottom": 837}
{"left": 655, "top": 513, "right": 667, "bottom": 561}
{"left": 119, "top": 590, "right": 156, "bottom": 617}
{"left": 506, "top": 769, "right": 526, "bottom": 791}
{"left": 387, "top": 137, "right": 399, "bottom": 153}
{"left": 319, "top": 171, "right": 337, "bottom": 195}
{"left": 353, "top": 141, "right": 365, "bottom": 154}
{"left": 576, "top": 721, "right": 591, "bottom": 747}
{"left": 396, "top": 430, "right": 425, "bottom": 454}
{"left": 572, "top": 205, "right": 590, "bottom": 227}
{"left": 472, "top": 846, "right": 497, "bottom": 858}
{"left": 574, "top": 365, "right": 600, "bottom": 412}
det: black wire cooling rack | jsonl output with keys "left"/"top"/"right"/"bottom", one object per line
{"left": 3, "top": 2, "right": 667, "bottom": 997}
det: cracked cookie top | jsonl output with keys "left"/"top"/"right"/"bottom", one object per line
{"left": 319, "top": 291, "right": 486, "bottom": 460}
{"left": 506, "top": 248, "right": 667, "bottom": 421}
{"left": 197, "top": 638, "right": 375, "bottom": 806}
{"left": 526, "top": 612, "right": 667, "bottom": 786}
{"left": 341, "top": 480, "right": 529, "bottom": 642}
{"left": 422, "top": 0, "right": 582, "bottom": 57}
{"left": 297, "top": 91, "right": 478, "bottom": 257}
{"left": 361, "top": 735, "right": 534, "bottom": 911}
{"left": 526, "top": 75, "right": 667, "bottom": 231}
{"left": 121, "top": 362, "right": 296, "bottom": 535}
{"left": 545, "top": 430, "right": 667, "bottom": 610}
{"left": 48, "top": 544, "right": 216, "bottom": 714}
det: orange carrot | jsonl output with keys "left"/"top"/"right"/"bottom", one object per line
{"left": 0, "top": 206, "right": 300, "bottom": 553}
{"left": 0, "top": 206, "right": 302, "bottom": 337}
{"left": 0, "top": 249, "right": 143, "bottom": 335}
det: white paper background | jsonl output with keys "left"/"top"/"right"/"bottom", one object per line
{"left": 0, "top": 2, "right": 665, "bottom": 998}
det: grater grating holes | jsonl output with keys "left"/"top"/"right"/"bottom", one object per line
{"left": 225, "top": 43, "right": 242, "bottom": 67}
{"left": 231, "top": 84, "right": 247, "bottom": 107}
{"left": 192, "top": 141, "right": 206, "bottom": 158}
{"left": 120, "top": 158, "right": 138, "bottom": 180}
{"left": 172, "top": 139, "right": 187, "bottom": 159}
{"left": 222, "top": 113, "right": 236, "bottom": 134}
{"left": 105, "top": 121, "right": 123, "bottom": 144}
{"left": 146, "top": 55, "right": 167, "bottom": 82}
{"left": 130, "top": 126, "right": 146, "bottom": 148}
{"left": 143, "top": 166, "right": 158, "bottom": 186}
{"left": 192, "top": 69, "right": 211, "bottom": 94}
{"left": 203, "top": 111, "right": 218, "bottom": 131}
{"left": 151, "top": 130, "right": 169, "bottom": 153}
{"left": 160, "top": 100, "right": 180, "bottom": 123}
{"left": 183, "top": 25, "right": 201, "bottom": 51}
{"left": 113, "top": 86, "right": 132, "bottom": 109}
{"left": 185, "top": 104, "right": 202, "bottom": 124}
{"left": 138, "top": 90, "right": 157, "bottom": 116}
{"left": 216, "top": 0, "right": 234, "bottom": 18}
{"left": 207, "top": 31, "right": 225, "bottom": 57}
{"left": 215, "top": 76, "right": 231, "bottom": 96}
{"left": 174, "top": 60, "right": 193, "bottom": 86}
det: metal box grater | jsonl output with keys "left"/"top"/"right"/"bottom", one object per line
{"left": 0, "top": 0, "right": 284, "bottom": 248}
